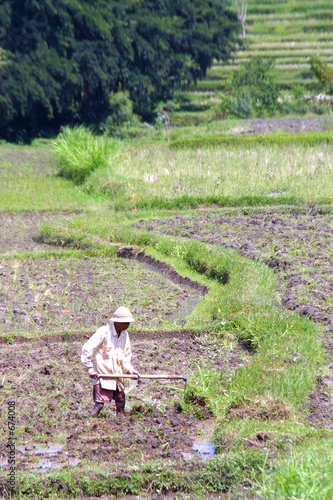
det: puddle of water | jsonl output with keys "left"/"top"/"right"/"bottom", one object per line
{"left": 68, "top": 457, "right": 79, "bottom": 466}
{"left": 193, "top": 439, "right": 215, "bottom": 458}
{"left": 140, "top": 262, "right": 170, "bottom": 285}
{"left": 172, "top": 296, "right": 202, "bottom": 324}
{"left": 33, "top": 459, "right": 60, "bottom": 471}
{"left": 17, "top": 443, "right": 63, "bottom": 455}
{"left": 140, "top": 262, "right": 202, "bottom": 323}
{"left": 35, "top": 444, "right": 63, "bottom": 455}
{"left": 126, "top": 379, "right": 138, "bottom": 395}
{"left": 192, "top": 419, "right": 215, "bottom": 460}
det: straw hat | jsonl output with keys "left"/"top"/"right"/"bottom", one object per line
{"left": 110, "top": 306, "right": 134, "bottom": 323}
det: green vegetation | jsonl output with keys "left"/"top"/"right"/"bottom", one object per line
{"left": 48, "top": 128, "right": 333, "bottom": 211}
{"left": 1, "top": 125, "right": 333, "bottom": 498}
{"left": 53, "top": 126, "right": 121, "bottom": 184}
{"left": 229, "top": 57, "right": 280, "bottom": 117}
{"left": 171, "top": 0, "right": 333, "bottom": 125}
{"left": 0, "top": 0, "right": 239, "bottom": 142}
{"left": 258, "top": 439, "right": 333, "bottom": 499}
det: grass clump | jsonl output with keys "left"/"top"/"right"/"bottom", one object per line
{"left": 157, "top": 238, "right": 230, "bottom": 284}
{"left": 171, "top": 131, "right": 333, "bottom": 149}
{"left": 53, "top": 126, "right": 121, "bottom": 184}
{"left": 257, "top": 439, "right": 333, "bottom": 499}
{"left": 15, "top": 451, "right": 267, "bottom": 498}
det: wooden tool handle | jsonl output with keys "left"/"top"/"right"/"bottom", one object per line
{"left": 98, "top": 374, "right": 187, "bottom": 381}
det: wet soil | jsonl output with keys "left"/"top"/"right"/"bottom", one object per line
{"left": 135, "top": 209, "right": 333, "bottom": 330}
{"left": 0, "top": 212, "right": 75, "bottom": 255}
{"left": 0, "top": 333, "right": 247, "bottom": 473}
{"left": 233, "top": 117, "right": 333, "bottom": 135}
{"left": 0, "top": 256, "right": 203, "bottom": 334}
{"left": 134, "top": 208, "right": 333, "bottom": 428}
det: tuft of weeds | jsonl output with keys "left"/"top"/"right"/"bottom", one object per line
{"left": 256, "top": 438, "right": 333, "bottom": 499}
{"left": 52, "top": 126, "right": 121, "bottom": 184}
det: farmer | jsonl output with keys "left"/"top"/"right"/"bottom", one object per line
{"left": 81, "top": 306, "right": 140, "bottom": 418}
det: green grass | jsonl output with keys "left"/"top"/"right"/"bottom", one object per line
{"left": 188, "top": 0, "right": 333, "bottom": 101}
{"left": 0, "top": 175, "right": 93, "bottom": 212}
{"left": 53, "top": 125, "right": 121, "bottom": 184}
{"left": 2, "top": 134, "right": 333, "bottom": 498}
{"left": 117, "top": 137, "right": 333, "bottom": 207}
{"left": 257, "top": 439, "right": 333, "bottom": 499}
{"left": 29, "top": 129, "right": 332, "bottom": 210}
{"left": 0, "top": 143, "right": 94, "bottom": 212}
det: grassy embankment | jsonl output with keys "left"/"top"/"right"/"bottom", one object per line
{"left": 1, "top": 127, "right": 333, "bottom": 498}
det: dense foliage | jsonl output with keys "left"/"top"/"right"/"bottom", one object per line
{"left": 230, "top": 57, "right": 280, "bottom": 117}
{"left": 0, "top": 0, "right": 239, "bottom": 141}
{"left": 310, "top": 56, "right": 333, "bottom": 92}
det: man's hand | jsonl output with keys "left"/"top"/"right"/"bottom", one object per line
{"left": 88, "top": 369, "right": 98, "bottom": 379}
{"left": 129, "top": 369, "right": 140, "bottom": 379}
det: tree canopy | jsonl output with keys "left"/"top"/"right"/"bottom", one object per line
{"left": 0, "top": 0, "right": 239, "bottom": 141}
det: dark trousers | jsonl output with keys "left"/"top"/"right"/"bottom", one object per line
{"left": 93, "top": 383, "right": 125, "bottom": 405}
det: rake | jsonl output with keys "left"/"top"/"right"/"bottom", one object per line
{"left": 98, "top": 374, "right": 188, "bottom": 396}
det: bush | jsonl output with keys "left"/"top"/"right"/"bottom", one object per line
{"left": 100, "top": 91, "right": 140, "bottom": 138}
{"left": 231, "top": 57, "right": 280, "bottom": 116}
{"left": 291, "top": 84, "right": 305, "bottom": 101}
{"left": 53, "top": 126, "right": 120, "bottom": 184}
{"left": 217, "top": 94, "right": 232, "bottom": 119}
{"left": 230, "top": 91, "right": 253, "bottom": 118}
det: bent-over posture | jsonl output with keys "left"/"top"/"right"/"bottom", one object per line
{"left": 81, "top": 306, "right": 140, "bottom": 418}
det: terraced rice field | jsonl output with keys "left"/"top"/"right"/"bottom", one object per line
{"left": 193, "top": 0, "right": 333, "bottom": 94}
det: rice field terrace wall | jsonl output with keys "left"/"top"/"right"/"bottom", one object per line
{"left": 189, "top": 0, "right": 333, "bottom": 96}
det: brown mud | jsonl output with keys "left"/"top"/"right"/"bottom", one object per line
{"left": 0, "top": 255, "right": 204, "bottom": 334}
{"left": 0, "top": 212, "right": 76, "bottom": 255}
{"left": 233, "top": 116, "right": 333, "bottom": 134}
{"left": 0, "top": 334, "right": 247, "bottom": 473}
{"left": 134, "top": 208, "right": 333, "bottom": 428}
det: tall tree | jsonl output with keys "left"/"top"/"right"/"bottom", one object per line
{"left": 0, "top": 0, "right": 239, "bottom": 141}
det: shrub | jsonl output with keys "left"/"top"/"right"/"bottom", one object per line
{"left": 231, "top": 56, "right": 280, "bottom": 116}
{"left": 100, "top": 91, "right": 139, "bottom": 138}
{"left": 53, "top": 126, "right": 120, "bottom": 184}
{"left": 230, "top": 91, "right": 253, "bottom": 118}
{"left": 217, "top": 94, "right": 232, "bottom": 119}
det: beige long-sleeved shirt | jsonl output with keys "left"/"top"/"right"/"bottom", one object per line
{"left": 81, "top": 323, "right": 134, "bottom": 391}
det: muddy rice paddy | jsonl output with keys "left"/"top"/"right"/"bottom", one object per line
{"left": 134, "top": 208, "right": 333, "bottom": 429}
{"left": 135, "top": 209, "right": 333, "bottom": 331}
{"left": 0, "top": 212, "right": 74, "bottom": 254}
{"left": 0, "top": 333, "right": 247, "bottom": 474}
{"left": 0, "top": 255, "right": 204, "bottom": 334}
